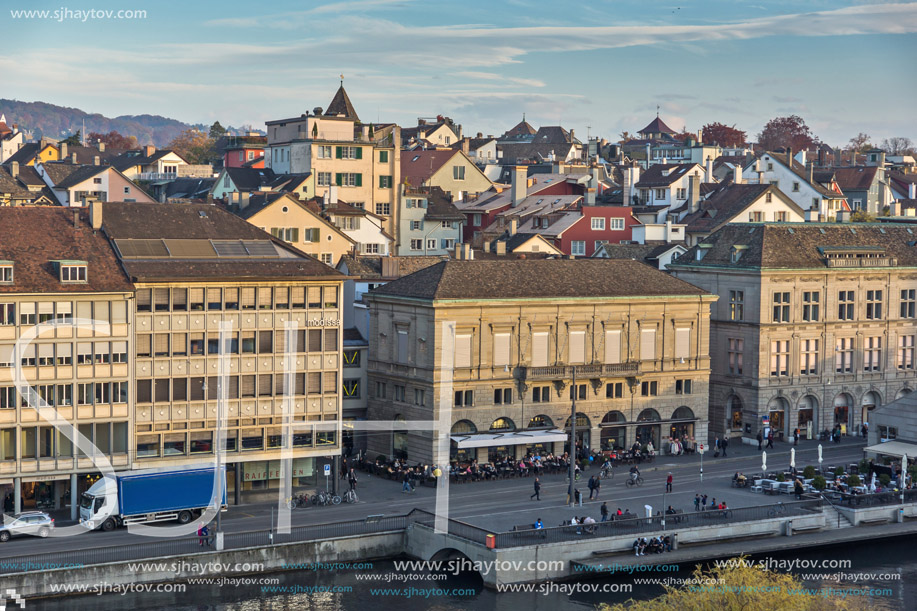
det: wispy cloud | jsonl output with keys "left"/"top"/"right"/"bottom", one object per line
{"left": 205, "top": 0, "right": 416, "bottom": 28}
{"left": 455, "top": 71, "right": 546, "bottom": 87}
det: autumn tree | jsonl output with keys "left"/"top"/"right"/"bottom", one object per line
{"left": 880, "top": 136, "right": 915, "bottom": 156}
{"left": 757, "top": 115, "right": 819, "bottom": 152}
{"left": 602, "top": 556, "right": 885, "bottom": 611}
{"left": 618, "top": 131, "right": 632, "bottom": 143}
{"left": 702, "top": 122, "right": 747, "bottom": 147}
{"left": 167, "top": 128, "right": 215, "bottom": 165}
{"left": 847, "top": 132, "right": 872, "bottom": 152}
{"left": 89, "top": 130, "right": 138, "bottom": 150}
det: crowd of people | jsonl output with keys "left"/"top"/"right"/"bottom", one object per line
{"left": 633, "top": 535, "right": 673, "bottom": 555}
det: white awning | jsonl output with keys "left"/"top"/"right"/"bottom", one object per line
{"left": 864, "top": 440, "right": 917, "bottom": 458}
{"left": 451, "top": 429, "right": 568, "bottom": 449}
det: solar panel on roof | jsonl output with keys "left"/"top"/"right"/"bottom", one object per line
{"left": 163, "top": 239, "right": 218, "bottom": 257}
{"left": 242, "top": 241, "right": 279, "bottom": 257}
{"left": 212, "top": 240, "right": 249, "bottom": 257}
{"left": 115, "top": 239, "right": 169, "bottom": 258}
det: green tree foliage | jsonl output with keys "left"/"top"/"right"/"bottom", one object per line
{"left": 209, "top": 121, "right": 226, "bottom": 140}
{"left": 850, "top": 210, "right": 876, "bottom": 222}
{"left": 601, "top": 556, "right": 884, "bottom": 610}
{"left": 757, "top": 115, "right": 819, "bottom": 151}
{"left": 61, "top": 130, "right": 81, "bottom": 146}
{"left": 803, "top": 465, "right": 816, "bottom": 479}
{"left": 812, "top": 475, "right": 827, "bottom": 491}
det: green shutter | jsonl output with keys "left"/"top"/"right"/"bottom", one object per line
{"left": 379, "top": 176, "right": 384, "bottom": 188}
{"left": 355, "top": 173, "right": 362, "bottom": 187}
{"left": 335, "top": 146, "right": 343, "bottom": 159}
{"left": 380, "top": 151, "right": 388, "bottom": 163}
{"left": 335, "top": 173, "right": 343, "bottom": 186}
{"left": 291, "top": 228, "right": 299, "bottom": 242}
{"left": 355, "top": 147, "right": 362, "bottom": 160}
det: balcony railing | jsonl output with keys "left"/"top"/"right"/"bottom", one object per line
{"left": 824, "top": 257, "right": 896, "bottom": 268}
{"left": 519, "top": 363, "right": 638, "bottom": 381}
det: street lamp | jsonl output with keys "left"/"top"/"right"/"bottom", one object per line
{"left": 569, "top": 366, "right": 577, "bottom": 507}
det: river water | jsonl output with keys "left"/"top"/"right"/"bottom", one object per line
{"left": 30, "top": 535, "right": 916, "bottom": 610}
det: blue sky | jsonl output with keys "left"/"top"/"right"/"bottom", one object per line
{"left": 1, "top": 0, "right": 915, "bottom": 146}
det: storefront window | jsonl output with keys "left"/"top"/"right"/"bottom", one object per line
{"left": 488, "top": 446, "right": 511, "bottom": 462}
{"left": 241, "top": 428, "right": 263, "bottom": 451}
{"left": 136, "top": 435, "right": 159, "bottom": 457}
{"left": 163, "top": 434, "right": 185, "bottom": 456}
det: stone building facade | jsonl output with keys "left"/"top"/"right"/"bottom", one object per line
{"left": 670, "top": 223, "right": 917, "bottom": 443}
{"left": 365, "top": 259, "right": 715, "bottom": 464}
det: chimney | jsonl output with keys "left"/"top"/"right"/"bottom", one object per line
{"left": 463, "top": 243, "right": 471, "bottom": 260}
{"left": 361, "top": 125, "right": 369, "bottom": 141}
{"left": 454, "top": 244, "right": 463, "bottom": 260}
{"left": 786, "top": 147, "right": 793, "bottom": 168}
{"left": 890, "top": 202, "right": 900, "bottom": 216}
{"left": 818, "top": 147, "right": 826, "bottom": 167}
{"left": 144, "top": 145, "right": 155, "bottom": 157}
{"left": 496, "top": 241, "right": 506, "bottom": 256}
{"left": 665, "top": 219, "right": 673, "bottom": 242}
{"left": 461, "top": 138, "right": 469, "bottom": 154}
{"left": 806, "top": 161, "right": 814, "bottom": 184}
{"left": 688, "top": 173, "right": 701, "bottom": 213}
{"left": 60, "top": 142, "right": 68, "bottom": 159}
{"left": 645, "top": 143, "right": 651, "bottom": 168}
{"left": 697, "top": 129, "right": 703, "bottom": 144}
{"left": 98, "top": 142, "right": 105, "bottom": 153}
{"left": 10, "top": 161, "right": 18, "bottom": 179}
{"left": 72, "top": 210, "right": 79, "bottom": 226}
{"left": 733, "top": 165, "right": 742, "bottom": 185}
{"left": 879, "top": 152, "right": 886, "bottom": 168}
{"left": 511, "top": 165, "right": 527, "bottom": 207}
{"left": 909, "top": 183, "right": 916, "bottom": 199}
{"left": 569, "top": 129, "right": 575, "bottom": 143}
{"left": 705, "top": 156, "right": 713, "bottom": 179}
{"left": 93, "top": 156, "right": 100, "bottom": 166}
{"left": 90, "top": 200, "right": 103, "bottom": 230}
{"left": 71, "top": 153, "right": 77, "bottom": 164}
{"left": 240, "top": 192, "right": 250, "bottom": 208}
{"left": 330, "top": 186, "right": 338, "bottom": 205}
{"left": 509, "top": 218, "right": 518, "bottom": 236}
{"left": 483, "top": 239, "right": 491, "bottom": 253}
{"left": 585, "top": 187, "right": 596, "bottom": 206}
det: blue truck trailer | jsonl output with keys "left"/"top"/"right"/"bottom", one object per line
{"left": 79, "top": 465, "right": 227, "bottom": 531}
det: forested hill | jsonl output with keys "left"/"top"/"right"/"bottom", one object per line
{"left": 0, "top": 99, "right": 202, "bottom": 146}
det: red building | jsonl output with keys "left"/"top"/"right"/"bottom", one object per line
{"left": 224, "top": 145, "right": 265, "bottom": 169}
{"left": 554, "top": 205, "right": 639, "bottom": 257}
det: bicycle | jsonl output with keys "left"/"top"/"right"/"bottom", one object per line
{"left": 767, "top": 502, "right": 788, "bottom": 518}
{"left": 600, "top": 467, "right": 614, "bottom": 480}
{"left": 285, "top": 493, "right": 309, "bottom": 509}
{"left": 343, "top": 489, "right": 358, "bottom": 504}
{"left": 311, "top": 490, "right": 342, "bottom": 506}
{"left": 625, "top": 476, "right": 644, "bottom": 488}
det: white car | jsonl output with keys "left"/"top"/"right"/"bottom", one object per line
{"left": 0, "top": 511, "right": 55, "bottom": 542}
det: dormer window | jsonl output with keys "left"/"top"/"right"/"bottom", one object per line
{"left": 730, "top": 245, "right": 748, "bottom": 263}
{"left": 0, "top": 263, "right": 12, "bottom": 284}
{"left": 58, "top": 261, "right": 88, "bottom": 283}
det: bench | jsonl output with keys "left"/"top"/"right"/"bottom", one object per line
{"left": 665, "top": 510, "right": 684, "bottom": 524}
{"left": 681, "top": 530, "right": 779, "bottom": 546}
{"left": 364, "top": 514, "right": 385, "bottom": 524}
{"left": 791, "top": 525, "right": 822, "bottom": 533}
{"left": 860, "top": 517, "right": 890, "bottom": 525}
{"left": 512, "top": 524, "right": 547, "bottom": 538}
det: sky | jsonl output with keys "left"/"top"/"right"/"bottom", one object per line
{"left": 1, "top": 0, "right": 915, "bottom": 147}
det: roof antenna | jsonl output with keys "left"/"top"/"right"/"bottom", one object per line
{"left": 340, "top": 73, "right": 344, "bottom": 87}
{"left": 656, "top": 104, "right": 660, "bottom": 118}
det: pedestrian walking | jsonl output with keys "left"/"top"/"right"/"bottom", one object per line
{"left": 587, "top": 475, "right": 596, "bottom": 500}
{"left": 721, "top": 437, "right": 728, "bottom": 457}
{"left": 756, "top": 431, "right": 763, "bottom": 451}
{"left": 348, "top": 468, "right": 357, "bottom": 492}
{"left": 793, "top": 428, "right": 800, "bottom": 446}
{"left": 531, "top": 477, "right": 541, "bottom": 501}
{"left": 197, "top": 523, "right": 209, "bottom": 547}
{"left": 402, "top": 471, "right": 412, "bottom": 493}
{"left": 666, "top": 472, "right": 673, "bottom": 493}
{"left": 601, "top": 502, "right": 609, "bottom": 522}
{"left": 593, "top": 475, "right": 601, "bottom": 499}
{"left": 701, "top": 494, "right": 708, "bottom": 511}
{"left": 694, "top": 494, "right": 700, "bottom": 511}
{"left": 766, "top": 431, "right": 774, "bottom": 449}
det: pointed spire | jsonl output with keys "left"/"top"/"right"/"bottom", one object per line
{"left": 0, "top": 114, "right": 6, "bottom": 123}
{"left": 325, "top": 82, "right": 360, "bottom": 122}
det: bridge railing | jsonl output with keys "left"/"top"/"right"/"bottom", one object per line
{"left": 492, "top": 499, "right": 822, "bottom": 548}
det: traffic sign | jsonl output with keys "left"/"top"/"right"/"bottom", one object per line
{"left": 324, "top": 464, "right": 331, "bottom": 476}
{"left": 698, "top": 444, "right": 705, "bottom": 454}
